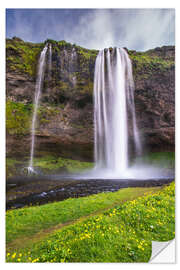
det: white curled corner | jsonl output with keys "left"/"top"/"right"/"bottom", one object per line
{"left": 149, "top": 239, "right": 175, "bottom": 263}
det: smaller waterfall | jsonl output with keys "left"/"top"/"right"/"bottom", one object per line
{"left": 28, "top": 45, "right": 48, "bottom": 173}
{"left": 71, "top": 48, "right": 77, "bottom": 87}
{"left": 48, "top": 44, "right": 52, "bottom": 81}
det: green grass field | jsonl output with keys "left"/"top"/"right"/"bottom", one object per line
{"left": 6, "top": 182, "right": 175, "bottom": 263}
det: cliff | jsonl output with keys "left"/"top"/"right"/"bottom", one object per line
{"left": 6, "top": 37, "right": 175, "bottom": 160}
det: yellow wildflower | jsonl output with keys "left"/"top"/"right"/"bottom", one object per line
{"left": 11, "top": 253, "right": 16, "bottom": 259}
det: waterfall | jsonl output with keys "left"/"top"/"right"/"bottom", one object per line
{"left": 48, "top": 44, "right": 52, "bottom": 81}
{"left": 28, "top": 45, "right": 48, "bottom": 173}
{"left": 93, "top": 47, "right": 141, "bottom": 176}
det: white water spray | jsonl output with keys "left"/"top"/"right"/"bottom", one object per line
{"left": 93, "top": 48, "right": 141, "bottom": 176}
{"left": 28, "top": 45, "right": 48, "bottom": 173}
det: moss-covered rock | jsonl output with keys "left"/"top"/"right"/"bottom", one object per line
{"left": 6, "top": 38, "right": 43, "bottom": 77}
{"left": 129, "top": 47, "right": 174, "bottom": 81}
{"left": 6, "top": 100, "right": 32, "bottom": 135}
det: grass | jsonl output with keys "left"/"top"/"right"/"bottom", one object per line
{"left": 6, "top": 182, "right": 175, "bottom": 262}
{"left": 6, "top": 151, "right": 174, "bottom": 178}
{"left": 134, "top": 151, "right": 175, "bottom": 169}
{"left": 33, "top": 155, "right": 94, "bottom": 173}
{"left": 6, "top": 186, "right": 160, "bottom": 244}
{"left": 6, "top": 155, "right": 94, "bottom": 179}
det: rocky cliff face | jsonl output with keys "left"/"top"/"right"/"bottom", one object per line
{"left": 6, "top": 37, "right": 175, "bottom": 160}
{"left": 130, "top": 47, "right": 175, "bottom": 152}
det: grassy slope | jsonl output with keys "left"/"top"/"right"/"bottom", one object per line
{"left": 6, "top": 182, "right": 175, "bottom": 262}
{"left": 6, "top": 186, "right": 161, "bottom": 244}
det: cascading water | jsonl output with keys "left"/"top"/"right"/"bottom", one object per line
{"left": 93, "top": 47, "right": 141, "bottom": 176}
{"left": 28, "top": 45, "right": 48, "bottom": 173}
{"left": 48, "top": 44, "right": 52, "bottom": 81}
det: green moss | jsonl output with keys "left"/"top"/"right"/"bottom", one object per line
{"left": 33, "top": 155, "right": 94, "bottom": 173}
{"left": 134, "top": 151, "right": 175, "bottom": 169}
{"left": 79, "top": 80, "right": 94, "bottom": 95}
{"left": 6, "top": 39, "right": 43, "bottom": 77}
{"left": 57, "top": 40, "right": 72, "bottom": 48}
{"left": 57, "top": 81, "right": 69, "bottom": 92}
{"left": 129, "top": 51, "right": 174, "bottom": 80}
{"left": 6, "top": 100, "right": 32, "bottom": 135}
{"left": 6, "top": 158, "right": 19, "bottom": 178}
{"left": 77, "top": 48, "right": 97, "bottom": 59}
{"left": 45, "top": 39, "right": 57, "bottom": 45}
{"left": 71, "top": 123, "right": 84, "bottom": 129}
{"left": 59, "top": 103, "right": 65, "bottom": 109}
{"left": 37, "top": 105, "right": 60, "bottom": 124}
{"left": 6, "top": 101, "right": 63, "bottom": 135}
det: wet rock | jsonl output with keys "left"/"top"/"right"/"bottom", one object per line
{"left": 6, "top": 177, "right": 174, "bottom": 210}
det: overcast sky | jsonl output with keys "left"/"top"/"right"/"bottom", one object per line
{"left": 6, "top": 8, "right": 175, "bottom": 51}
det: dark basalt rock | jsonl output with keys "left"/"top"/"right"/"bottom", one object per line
{"left": 6, "top": 176, "right": 174, "bottom": 210}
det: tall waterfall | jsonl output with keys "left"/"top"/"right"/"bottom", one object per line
{"left": 93, "top": 48, "right": 141, "bottom": 175}
{"left": 28, "top": 45, "right": 48, "bottom": 173}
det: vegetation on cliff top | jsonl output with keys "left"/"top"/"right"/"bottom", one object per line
{"left": 6, "top": 37, "right": 174, "bottom": 80}
{"left": 6, "top": 37, "right": 43, "bottom": 77}
{"left": 129, "top": 49, "right": 174, "bottom": 80}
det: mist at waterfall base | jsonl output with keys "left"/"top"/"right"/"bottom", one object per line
{"left": 27, "top": 45, "right": 173, "bottom": 181}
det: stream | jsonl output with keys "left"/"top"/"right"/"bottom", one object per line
{"left": 6, "top": 175, "right": 174, "bottom": 210}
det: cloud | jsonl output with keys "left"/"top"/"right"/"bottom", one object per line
{"left": 66, "top": 9, "right": 175, "bottom": 51}
{"left": 67, "top": 10, "right": 116, "bottom": 49}
{"left": 6, "top": 9, "right": 175, "bottom": 51}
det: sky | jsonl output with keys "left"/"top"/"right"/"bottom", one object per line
{"left": 6, "top": 8, "right": 175, "bottom": 51}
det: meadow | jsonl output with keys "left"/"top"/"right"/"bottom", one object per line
{"left": 6, "top": 181, "right": 175, "bottom": 262}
